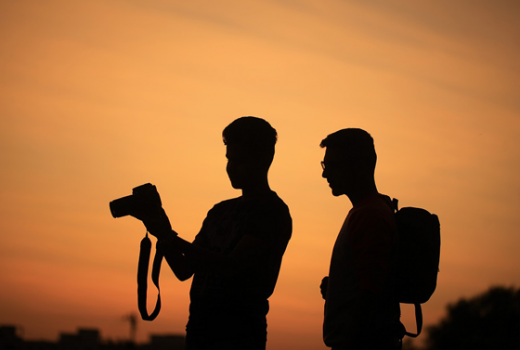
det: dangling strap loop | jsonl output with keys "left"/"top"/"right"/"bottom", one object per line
{"left": 137, "top": 232, "right": 162, "bottom": 321}
{"left": 404, "top": 303, "right": 423, "bottom": 338}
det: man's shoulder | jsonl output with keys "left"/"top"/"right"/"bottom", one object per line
{"left": 257, "top": 192, "right": 291, "bottom": 219}
{"left": 215, "top": 196, "right": 242, "bottom": 207}
{"left": 266, "top": 191, "right": 290, "bottom": 208}
{"left": 206, "top": 197, "right": 241, "bottom": 215}
{"left": 353, "top": 193, "right": 393, "bottom": 214}
{"left": 207, "top": 192, "right": 291, "bottom": 223}
{"left": 348, "top": 193, "right": 395, "bottom": 227}
{"left": 253, "top": 193, "right": 292, "bottom": 242}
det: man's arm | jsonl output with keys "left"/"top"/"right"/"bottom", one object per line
{"left": 156, "top": 232, "right": 197, "bottom": 281}
{"left": 160, "top": 233, "right": 271, "bottom": 278}
{"left": 143, "top": 207, "right": 282, "bottom": 281}
{"left": 138, "top": 210, "right": 197, "bottom": 281}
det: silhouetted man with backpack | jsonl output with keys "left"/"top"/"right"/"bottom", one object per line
{"left": 141, "top": 117, "right": 292, "bottom": 350}
{"left": 319, "top": 128, "right": 404, "bottom": 350}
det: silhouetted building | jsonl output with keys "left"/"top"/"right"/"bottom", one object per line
{"left": 145, "top": 334, "right": 184, "bottom": 350}
{"left": 0, "top": 325, "right": 184, "bottom": 350}
{"left": 24, "top": 341, "right": 57, "bottom": 350}
{"left": 58, "top": 329, "right": 101, "bottom": 350}
{"left": 0, "top": 326, "right": 23, "bottom": 350}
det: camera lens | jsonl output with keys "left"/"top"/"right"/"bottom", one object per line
{"left": 109, "top": 195, "right": 135, "bottom": 218}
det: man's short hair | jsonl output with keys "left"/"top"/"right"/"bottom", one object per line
{"left": 320, "top": 128, "right": 377, "bottom": 170}
{"left": 223, "top": 116, "right": 277, "bottom": 164}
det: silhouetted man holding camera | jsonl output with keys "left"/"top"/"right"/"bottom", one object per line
{"left": 141, "top": 117, "right": 292, "bottom": 350}
{"left": 319, "top": 129, "right": 403, "bottom": 350}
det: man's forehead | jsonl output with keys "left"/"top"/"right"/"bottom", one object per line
{"left": 324, "top": 147, "right": 345, "bottom": 161}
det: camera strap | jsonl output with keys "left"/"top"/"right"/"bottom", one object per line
{"left": 137, "top": 232, "right": 162, "bottom": 321}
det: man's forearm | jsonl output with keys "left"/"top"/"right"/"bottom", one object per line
{"left": 165, "top": 234, "right": 266, "bottom": 277}
{"left": 172, "top": 236, "right": 231, "bottom": 271}
{"left": 157, "top": 234, "right": 195, "bottom": 281}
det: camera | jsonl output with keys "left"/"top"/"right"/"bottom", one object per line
{"left": 110, "top": 183, "right": 163, "bottom": 219}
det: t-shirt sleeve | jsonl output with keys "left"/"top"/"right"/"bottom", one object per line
{"left": 247, "top": 201, "right": 292, "bottom": 246}
{"left": 192, "top": 204, "right": 221, "bottom": 248}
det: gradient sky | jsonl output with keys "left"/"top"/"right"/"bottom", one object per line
{"left": 1, "top": 1, "right": 519, "bottom": 349}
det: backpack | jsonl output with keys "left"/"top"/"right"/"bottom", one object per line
{"left": 391, "top": 198, "right": 441, "bottom": 338}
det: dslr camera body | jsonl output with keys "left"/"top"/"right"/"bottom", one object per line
{"left": 109, "top": 183, "right": 169, "bottom": 321}
{"left": 110, "top": 183, "right": 162, "bottom": 219}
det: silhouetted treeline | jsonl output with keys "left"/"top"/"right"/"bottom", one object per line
{"left": 403, "top": 285, "right": 520, "bottom": 350}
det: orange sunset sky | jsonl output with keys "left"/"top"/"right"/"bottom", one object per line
{"left": 1, "top": 1, "right": 519, "bottom": 349}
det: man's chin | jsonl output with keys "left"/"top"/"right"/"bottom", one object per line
{"left": 326, "top": 181, "right": 345, "bottom": 196}
{"left": 330, "top": 187, "right": 344, "bottom": 197}
{"left": 229, "top": 181, "right": 243, "bottom": 190}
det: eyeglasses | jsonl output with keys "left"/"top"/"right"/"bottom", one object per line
{"left": 322, "top": 160, "right": 350, "bottom": 170}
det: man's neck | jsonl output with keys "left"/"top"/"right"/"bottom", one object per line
{"left": 241, "top": 180, "right": 272, "bottom": 200}
{"left": 347, "top": 184, "right": 378, "bottom": 206}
